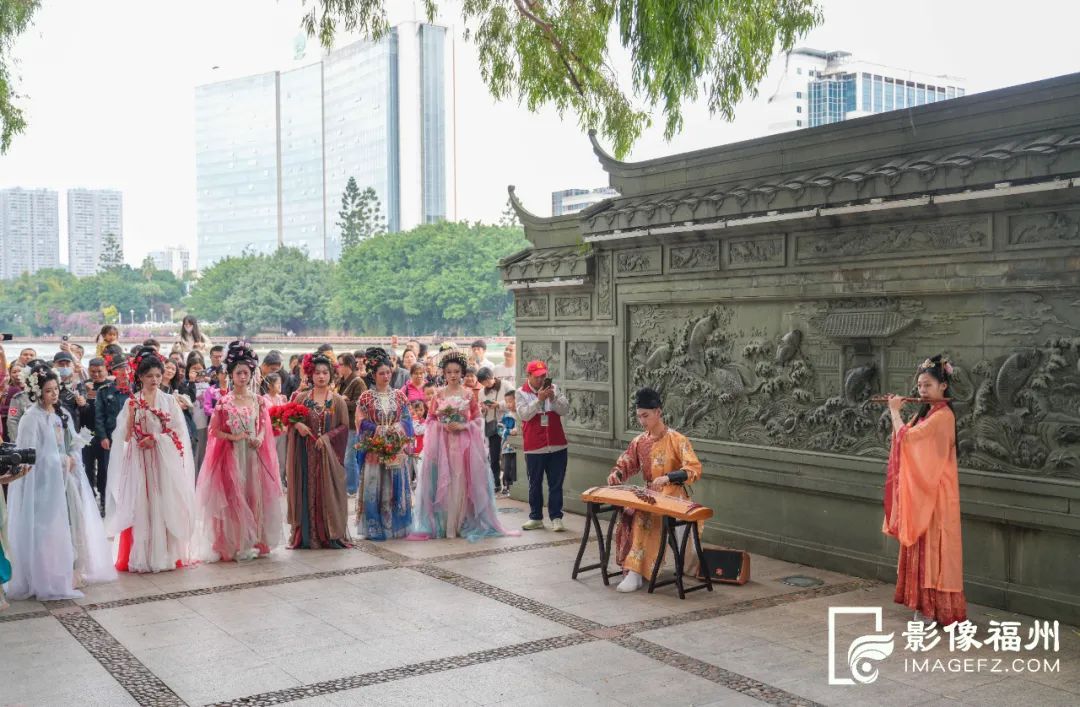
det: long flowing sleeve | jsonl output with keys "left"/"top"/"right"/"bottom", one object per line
{"left": 897, "top": 408, "right": 955, "bottom": 548}
{"left": 611, "top": 436, "right": 643, "bottom": 484}
{"left": 398, "top": 393, "right": 414, "bottom": 438}
{"left": 669, "top": 432, "right": 702, "bottom": 484}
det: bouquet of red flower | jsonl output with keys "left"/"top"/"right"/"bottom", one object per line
{"left": 356, "top": 429, "right": 409, "bottom": 464}
{"left": 269, "top": 401, "right": 308, "bottom": 436}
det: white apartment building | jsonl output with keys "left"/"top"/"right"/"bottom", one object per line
{"left": 67, "top": 189, "right": 123, "bottom": 276}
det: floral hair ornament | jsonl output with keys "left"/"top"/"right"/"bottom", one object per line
{"left": 18, "top": 361, "right": 51, "bottom": 401}
{"left": 919, "top": 357, "right": 954, "bottom": 376}
{"left": 301, "top": 353, "right": 316, "bottom": 378}
{"left": 439, "top": 350, "right": 469, "bottom": 371}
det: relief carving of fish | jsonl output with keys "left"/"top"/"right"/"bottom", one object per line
{"left": 995, "top": 350, "right": 1039, "bottom": 413}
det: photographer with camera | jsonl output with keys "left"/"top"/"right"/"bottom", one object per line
{"left": 516, "top": 360, "right": 570, "bottom": 533}
{"left": 53, "top": 351, "right": 88, "bottom": 431}
{"left": 5, "top": 360, "right": 35, "bottom": 443}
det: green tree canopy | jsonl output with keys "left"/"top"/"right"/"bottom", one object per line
{"left": 0, "top": 0, "right": 38, "bottom": 154}
{"left": 330, "top": 221, "right": 527, "bottom": 335}
{"left": 185, "top": 247, "right": 333, "bottom": 336}
{"left": 98, "top": 231, "right": 124, "bottom": 271}
{"left": 301, "top": 0, "right": 821, "bottom": 157}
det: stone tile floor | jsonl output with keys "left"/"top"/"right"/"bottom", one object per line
{"left": 1, "top": 498, "right": 1076, "bottom": 706}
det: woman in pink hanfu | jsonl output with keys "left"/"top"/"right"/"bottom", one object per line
{"left": 195, "top": 341, "right": 283, "bottom": 562}
{"left": 409, "top": 351, "right": 517, "bottom": 542}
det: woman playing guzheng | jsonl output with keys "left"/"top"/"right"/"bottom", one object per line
{"left": 606, "top": 387, "right": 702, "bottom": 593}
{"left": 883, "top": 355, "right": 966, "bottom": 625}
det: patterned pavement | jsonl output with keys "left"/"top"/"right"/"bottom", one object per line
{"left": 2, "top": 499, "right": 1077, "bottom": 706}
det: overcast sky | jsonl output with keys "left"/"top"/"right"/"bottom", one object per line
{"left": 0, "top": 0, "right": 1077, "bottom": 267}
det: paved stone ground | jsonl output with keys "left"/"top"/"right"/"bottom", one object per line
{"left": 1, "top": 498, "right": 1077, "bottom": 706}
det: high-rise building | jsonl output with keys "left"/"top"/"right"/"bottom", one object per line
{"left": 148, "top": 246, "right": 190, "bottom": 278}
{"left": 67, "top": 189, "right": 123, "bottom": 277}
{"left": 765, "top": 48, "right": 966, "bottom": 133}
{"left": 0, "top": 188, "right": 60, "bottom": 279}
{"left": 195, "top": 21, "right": 456, "bottom": 271}
{"left": 551, "top": 187, "right": 619, "bottom": 216}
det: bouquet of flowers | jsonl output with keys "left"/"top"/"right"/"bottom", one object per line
{"left": 269, "top": 401, "right": 308, "bottom": 436}
{"left": 437, "top": 397, "right": 471, "bottom": 425}
{"left": 356, "top": 428, "right": 409, "bottom": 464}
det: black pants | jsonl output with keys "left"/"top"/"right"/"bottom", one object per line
{"left": 487, "top": 434, "right": 502, "bottom": 488}
{"left": 83, "top": 441, "right": 109, "bottom": 500}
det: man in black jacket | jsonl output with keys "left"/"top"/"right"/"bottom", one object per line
{"left": 93, "top": 354, "right": 131, "bottom": 506}
{"left": 80, "top": 357, "right": 111, "bottom": 507}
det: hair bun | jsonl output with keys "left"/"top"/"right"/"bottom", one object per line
{"left": 225, "top": 340, "right": 258, "bottom": 373}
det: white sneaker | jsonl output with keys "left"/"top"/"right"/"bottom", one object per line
{"left": 616, "top": 571, "right": 643, "bottom": 593}
{"left": 552, "top": 518, "right": 566, "bottom": 532}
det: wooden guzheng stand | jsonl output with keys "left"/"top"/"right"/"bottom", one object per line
{"left": 571, "top": 485, "right": 714, "bottom": 599}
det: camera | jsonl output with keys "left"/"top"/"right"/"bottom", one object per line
{"left": 0, "top": 442, "right": 35, "bottom": 472}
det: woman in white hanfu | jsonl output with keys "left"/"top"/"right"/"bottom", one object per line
{"left": 106, "top": 347, "right": 198, "bottom": 573}
{"left": 5, "top": 361, "right": 115, "bottom": 600}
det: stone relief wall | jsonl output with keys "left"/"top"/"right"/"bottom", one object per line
{"left": 627, "top": 293, "right": 1080, "bottom": 480}
{"left": 564, "top": 389, "right": 611, "bottom": 432}
{"left": 519, "top": 340, "right": 561, "bottom": 379}
{"left": 565, "top": 341, "right": 610, "bottom": 383}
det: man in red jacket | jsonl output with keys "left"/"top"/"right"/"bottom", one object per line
{"left": 515, "top": 359, "right": 570, "bottom": 532}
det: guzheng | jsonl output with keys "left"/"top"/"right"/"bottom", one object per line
{"left": 580, "top": 485, "right": 713, "bottom": 523}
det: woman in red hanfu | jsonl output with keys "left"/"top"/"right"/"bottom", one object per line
{"left": 884, "top": 355, "right": 966, "bottom": 625}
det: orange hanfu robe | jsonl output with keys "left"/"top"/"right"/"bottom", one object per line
{"left": 883, "top": 403, "right": 966, "bottom": 625}
{"left": 610, "top": 430, "right": 703, "bottom": 576}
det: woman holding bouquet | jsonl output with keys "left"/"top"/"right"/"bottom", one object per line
{"left": 106, "top": 347, "right": 198, "bottom": 573}
{"left": 355, "top": 349, "right": 414, "bottom": 540}
{"left": 194, "top": 341, "right": 283, "bottom": 562}
{"left": 285, "top": 353, "right": 351, "bottom": 549}
{"left": 410, "top": 351, "right": 514, "bottom": 541}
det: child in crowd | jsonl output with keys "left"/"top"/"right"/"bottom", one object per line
{"left": 95, "top": 325, "right": 119, "bottom": 358}
{"left": 498, "top": 390, "right": 519, "bottom": 496}
{"left": 408, "top": 399, "right": 427, "bottom": 486}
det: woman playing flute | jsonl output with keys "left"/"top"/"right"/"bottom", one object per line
{"left": 883, "top": 355, "right": 967, "bottom": 625}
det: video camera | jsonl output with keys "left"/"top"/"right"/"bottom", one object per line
{"left": 0, "top": 442, "right": 35, "bottom": 473}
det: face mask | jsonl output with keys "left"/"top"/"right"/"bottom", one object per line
{"left": 57, "top": 367, "right": 73, "bottom": 379}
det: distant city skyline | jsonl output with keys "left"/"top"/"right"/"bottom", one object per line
{"left": 67, "top": 188, "right": 123, "bottom": 277}
{"left": 0, "top": 0, "right": 1077, "bottom": 268}
{"left": 195, "top": 21, "right": 454, "bottom": 269}
{"left": 0, "top": 188, "right": 59, "bottom": 279}
{"left": 765, "top": 47, "right": 966, "bottom": 133}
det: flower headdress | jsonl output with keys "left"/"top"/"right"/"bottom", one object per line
{"left": 225, "top": 339, "right": 259, "bottom": 373}
{"left": 130, "top": 346, "right": 165, "bottom": 375}
{"left": 439, "top": 350, "right": 469, "bottom": 371}
{"left": 919, "top": 356, "right": 954, "bottom": 377}
{"left": 301, "top": 353, "right": 316, "bottom": 378}
{"left": 18, "top": 360, "right": 53, "bottom": 401}
{"left": 364, "top": 347, "right": 391, "bottom": 373}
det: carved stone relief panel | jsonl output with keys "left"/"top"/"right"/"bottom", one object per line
{"left": 565, "top": 341, "right": 610, "bottom": 383}
{"left": 554, "top": 295, "right": 591, "bottom": 321}
{"left": 515, "top": 295, "right": 548, "bottom": 321}
{"left": 724, "top": 235, "right": 786, "bottom": 270}
{"left": 595, "top": 253, "right": 614, "bottom": 319}
{"left": 668, "top": 242, "right": 720, "bottom": 273}
{"left": 519, "top": 341, "right": 561, "bottom": 379}
{"left": 615, "top": 246, "right": 663, "bottom": 278}
{"left": 627, "top": 292, "right": 1080, "bottom": 480}
{"left": 794, "top": 217, "right": 991, "bottom": 263}
{"left": 1007, "top": 207, "right": 1080, "bottom": 250}
{"left": 564, "top": 389, "right": 611, "bottom": 433}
